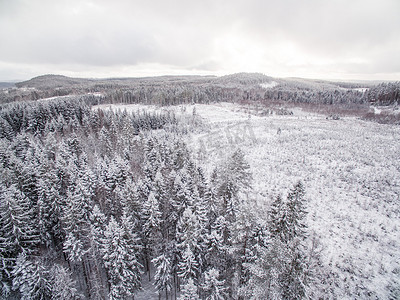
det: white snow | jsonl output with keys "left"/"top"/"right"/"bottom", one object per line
{"left": 100, "top": 102, "right": 400, "bottom": 299}
{"left": 373, "top": 107, "right": 382, "bottom": 114}
{"left": 354, "top": 87, "right": 368, "bottom": 93}
{"left": 260, "top": 81, "right": 279, "bottom": 89}
{"left": 39, "top": 94, "right": 77, "bottom": 102}
{"left": 192, "top": 103, "right": 400, "bottom": 299}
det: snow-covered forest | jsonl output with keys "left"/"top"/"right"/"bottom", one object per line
{"left": 2, "top": 73, "right": 400, "bottom": 108}
{"left": 0, "top": 96, "right": 319, "bottom": 299}
{"left": 1, "top": 73, "right": 400, "bottom": 299}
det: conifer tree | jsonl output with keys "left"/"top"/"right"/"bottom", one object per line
{"left": 143, "top": 191, "right": 162, "bottom": 247}
{"left": 176, "top": 208, "right": 202, "bottom": 256}
{"left": 102, "top": 217, "right": 142, "bottom": 300}
{"left": 179, "top": 277, "right": 199, "bottom": 300}
{"left": 0, "top": 184, "right": 39, "bottom": 255}
{"left": 205, "top": 216, "right": 225, "bottom": 270}
{"left": 115, "top": 178, "right": 142, "bottom": 226}
{"left": 240, "top": 237, "right": 285, "bottom": 300}
{"left": 172, "top": 170, "right": 192, "bottom": 214}
{"left": 152, "top": 252, "right": 172, "bottom": 299}
{"left": 36, "top": 176, "right": 62, "bottom": 247}
{"left": 11, "top": 254, "right": 51, "bottom": 300}
{"left": 63, "top": 232, "right": 85, "bottom": 264}
{"left": 88, "top": 205, "right": 108, "bottom": 299}
{"left": 50, "top": 264, "right": 80, "bottom": 300}
{"left": 202, "top": 268, "right": 227, "bottom": 300}
{"left": 268, "top": 181, "right": 308, "bottom": 299}
{"left": 285, "top": 181, "right": 307, "bottom": 242}
{"left": 269, "top": 181, "right": 307, "bottom": 244}
{"left": 178, "top": 245, "right": 199, "bottom": 282}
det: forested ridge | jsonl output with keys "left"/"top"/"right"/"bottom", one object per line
{"left": 0, "top": 96, "right": 326, "bottom": 299}
{"left": 2, "top": 73, "right": 399, "bottom": 107}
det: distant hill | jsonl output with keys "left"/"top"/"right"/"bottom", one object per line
{"left": 16, "top": 73, "right": 374, "bottom": 91}
{"left": 15, "top": 74, "right": 93, "bottom": 89}
{"left": 7, "top": 72, "right": 398, "bottom": 108}
{"left": 214, "top": 72, "right": 273, "bottom": 85}
{"left": 15, "top": 74, "right": 216, "bottom": 90}
{"left": 0, "top": 82, "right": 16, "bottom": 88}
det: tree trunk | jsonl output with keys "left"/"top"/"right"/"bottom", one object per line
{"left": 82, "top": 259, "right": 92, "bottom": 299}
{"left": 174, "top": 273, "right": 177, "bottom": 300}
{"left": 148, "top": 258, "right": 151, "bottom": 281}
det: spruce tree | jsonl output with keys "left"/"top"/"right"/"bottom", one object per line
{"left": 176, "top": 208, "right": 202, "bottom": 257}
{"left": 202, "top": 268, "right": 227, "bottom": 300}
{"left": 179, "top": 277, "right": 199, "bottom": 300}
{"left": 178, "top": 245, "right": 199, "bottom": 283}
{"left": 102, "top": 217, "right": 142, "bottom": 300}
{"left": 11, "top": 254, "right": 51, "bottom": 300}
{"left": 268, "top": 181, "right": 308, "bottom": 299}
{"left": 50, "top": 264, "right": 80, "bottom": 300}
{"left": 152, "top": 252, "right": 172, "bottom": 299}
{"left": 0, "top": 184, "right": 39, "bottom": 255}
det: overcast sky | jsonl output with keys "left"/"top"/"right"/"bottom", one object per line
{"left": 0, "top": 0, "right": 399, "bottom": 81}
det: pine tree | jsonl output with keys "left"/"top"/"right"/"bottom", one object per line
{"left": 11, "top": 254, "right": 51, "bottom": 300}
{"left": 153, "top": 170, "right": 171, "bottom": 241}
{"left": 36, "top": 176, "right": 62, "bottom": 247}
{"left": 205, "top": 217, "right": 225, "bottom": 269}
{"left": 0, "top": 117, "right": 14, "bottom": 140}
{"left": 268, "top": 181, "right": 308, "bottom": 300}
{"left": 269, "top": 182, "right": 307, "bottom": 244}
{"left": 240, "top": 237, "right": 285, "bottom": 300}
{"left": 0, "top": 266, "right": 10, "bottom": 298}
{"left": 231, "top": 198, "right": 257, "bottom": 298}
{"left": 12, "top": 150, "right": 39, "bottom": 209}
{"left": 152, "top": 252, "right": 172, "bottom": 299}
{"left": 280, "top": 250, "right": 307, "bottom": 300}
{"left": 115, "top": 178, "right": 142, "bottom": 226}
{"left": 142, "top": 191, "right": 162, "bottom": 260}
{"left": 202, "top": 268, "right": 227, "bottom": 300}
{"left": 269, "top": 194, "right": 286, "bottom": 241}
{"left": 88, "top": 205, "right": 108, "bottom": 299}
{"left": 228, "top": 149, "right": 252, "bottom": 191}
{"left": 143, "top": 191, "right": 162, "bottom": 232}
{"left": 213, "top": 150, "right": 252, "bottom": 227}
{"left": 172, "top": 171, "right": 192, "bottom": 215}
{"left": 102, "top": 217, "right": 142, "bottom": 300}
{"left": 179, "top": 277, "right": 199, "bottom": 300}
{"left": 178, "top": 245, "right": 199, "bottom": 282}
{"left": 63, "top": 232, "right": 85, "bottom": 263}
{"left": 285, "top": 181, "right": 307, "bottom": 242}
{"left": 61, "top": 175, "right": 93, "bottom": 241}
{"left": 0, "top": 184, "right": 39, "bottom": 255}
{"left": 50, "top": 264, "right": 80, "bottom": 300}
{"left": 176, "top": 207, "right": 202, "bottom": 257}
{"left": 89, "top": 205, "right": 107, "bottom": 255}
{"left": 121, "top": 211, "right": 143, "bottom": 292}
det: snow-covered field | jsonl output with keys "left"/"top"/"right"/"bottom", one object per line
{"left": 98, "top": 102, "right": 400, "bottom": 299}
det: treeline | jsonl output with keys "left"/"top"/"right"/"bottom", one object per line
{"left": 261, "top": 87, "right": 367, "bottom": 105}
{"left": 5, "top": 73, "right": 400, "bottom": 108}
{"left": 366, "top": 82, "right": 400, "bottom": 105}
{"left": 0, "top": 98, "right": 327, "bottom": 299}
{"left": 97, "top": 84, "right": 369, "bottom": 107}
{"left": 0, "top": 96, "right": 177, "bottom": 140}
{"left": 2, "top": 73, "right": 400, "bottom": 109}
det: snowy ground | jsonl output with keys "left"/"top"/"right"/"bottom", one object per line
{"left": 98, "top": 102, "right": 400, "bottom": 299}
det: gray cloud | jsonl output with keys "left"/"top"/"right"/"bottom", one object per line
{"left": 0, "top": 0, "right": 399, "bottom": 80}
